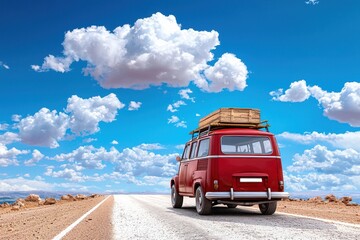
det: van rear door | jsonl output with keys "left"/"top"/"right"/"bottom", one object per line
{"left": 218, "top": 135, "right": 281, "bottom": 193}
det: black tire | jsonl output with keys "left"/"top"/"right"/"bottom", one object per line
{"left": 226, "top": 204, "right": 237, "bottom": 209}
{"left": 171, "top": 184, "right": 183, "bottom": 208}
{"left": 195, "top": 186, "right": 212, "bottom": 215}
{"left": 259, "top": 202, "right": 277, "bottom": 215}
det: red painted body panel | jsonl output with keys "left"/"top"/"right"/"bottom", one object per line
{"left": 171, "top": 128, "right": 286, "bottom": 201}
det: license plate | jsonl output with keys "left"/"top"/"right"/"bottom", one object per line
{"left": 240, "top": 178, "right": 262, "bottom": 183}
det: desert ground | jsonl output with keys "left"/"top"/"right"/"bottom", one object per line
{"left": 0, "top": 194, "right": 359, "bottom": 239}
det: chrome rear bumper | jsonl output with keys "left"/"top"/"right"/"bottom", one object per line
{"left": 205, "top": 190, "right": 289, "bottom": 200}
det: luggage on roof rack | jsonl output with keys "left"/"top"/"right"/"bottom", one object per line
{"left": 190, "top": 108, "right": 269, "bottom": 138}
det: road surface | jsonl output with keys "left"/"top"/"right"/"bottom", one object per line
{"left": 112, "top": 195, "right": 360, "bottom": 240}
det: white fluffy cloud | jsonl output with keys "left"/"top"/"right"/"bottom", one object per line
{"left": 288, "top": 145, "right": 360, "bottom": 174}
{"left": 45, "top": 143, "right": 179, "bottom": 187}
{"left": 0, "top": 124, "right": 9, "bottom": 131}
{"left": 0, "top": 144, "right": 28, "bottom": 167}
{"left": 167, "top": 100, "right": 186, "bottom": 113}
{"left": 45, "top": 167, "right": 85, "bottom": 182}
{"left": 24, "top": 149, "right": 44, "bottom": 166}
{"left": 0, "top": 132, "right": 19, "bottom": 145}
{"left": 201, "top": 53, "right": 248, "bottom": 92}
{"left": 114, "top": 146, "right": 178, "bottom": 178}
{"left": 167, "top": 115, "right": 187, "bottom": 128}
{"left": 50, "top": 145, "right": 121, "bottom": 169}
{"left": 0, "top": 177, "right": 53, "bottom": 191}
{"left": 12, "top": 114, "right": 22, "bottom": 122}
{"left": 15, "top": 94, "right": 123, "bottom": 148}
{"left": 128, "top": 101, "right": 142, "bottom": 111}
{"left": 179, "top": 88, "right": 195, "bottom": 102}
{"left": 137, "top": 143, "right": 164, "bottom": 150}
{"left": 66, "top": 93, "right": 124, "bottom": 135}
{"left": 34, "top": 13, "right": 248, "bottom": 93}
{"left": 309, "top": 82, "right": 360, "bottom": 127}
{"left": 305, "top": 0, "right": 319, "bottom": 5}
{"left": 17, "top": 108, "right": 69, "bottom": 148}
{"left": 285, "top": 145, "right": 360, "bottom": 192}
{"left": 278, "top": 131, "right": 360, "bottom": 151}
{"left": 270, "top": 80, "right": 310, "bottom": 102}
{"left": 271, "top": 81, "right": 360, "bottom": 126}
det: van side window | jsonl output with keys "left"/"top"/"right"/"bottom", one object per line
{"left": 190, "top": 142, "right": 197, "bottom": 159}
{"left": 197, "top": 138, "right": 210, "bottom": 157}
{"left": 182, "top": 144, "right": 190, "bottom": 159}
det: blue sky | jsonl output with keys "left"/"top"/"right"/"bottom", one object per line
{"left": 1, "top": 0, "right": 360, "bottom": 195}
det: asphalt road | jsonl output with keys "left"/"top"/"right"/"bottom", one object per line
{"left": 112, "top": 195, "right": 360, "bottom": 240}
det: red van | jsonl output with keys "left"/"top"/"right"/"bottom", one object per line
{"left": 170, "top": 125, "right": 289, "bottom": 215}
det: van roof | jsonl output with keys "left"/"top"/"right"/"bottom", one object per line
{"left": 209, "top": 128, "right": 274, "bottom": 136}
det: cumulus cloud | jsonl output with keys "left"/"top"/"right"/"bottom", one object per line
{"left": 16, "top": 93, "right": 123, "bottom": 148}
{"left": 31, "top": 65, "right": 40, "bottom": 71}
{"left": 168, "top": 115, "right": 179, "bottom": 124}
{"left": 288, "top": 145, "right": 360, "bottom": 174}
{"left": 270, "top": 80, "right": 310, "bottom": 102}
{"left": 137, "top": 143, "right": 164, "bottom": 150}
{"left": 34, "top": 12, "right": 248, "bottom": 93}
{"left": 12, "top": 114, "right": 22, "bottom": 122}
{"left": 0, "top": 132, "right": 19, "bottom": 145}
{"left": 0, "top": 144, "right": 28, "bottom": 167}
{"left": 167, "top": 100, "right": 186, "bottom": 112}
{"left": 66, "top": 93, "right": 124, "bottom": 135}
{"left": 50, "top": 145, "right": 120, "bottom": 169}
{"left": 128, "top": 101, "right": 142, "bottom": 111}
{"left": 278, "top": 131, "right": 360, "bottom": 152}
{"left": 45, "top": 143, "right": 179, "bottom": 187}
{"left": 114, "top": 145, "right": 178, "bottom": 178}
{"left": 111, "top": 140, "right": 119, "bottom": 145}
{"left": 271, "top": 81, "right": 360, "bottom": 126}
{"left": 179, "top": 88, "right": 195, "bottom": 102}
{"left": 17, "top": 108, "right": 69, "bottom": 148}
{"left": 45, "top": 167, "right": 85, "bottom": 182}
{"left": 309, "top": 82, "right": 360, "bottom": 127}
{"left": 0, "top": 177, "right": 53, "bottom": 191}
{"left": 305, "top": 0, "right": 319, "bottom": 5}
{"left": 0, "top": 124, "right": 9, "bottom": 131}
{"left": 167, "top": 115, "right": 187, "bottom": 128}
{"left": 24, "top": 149, "right": 44, "bottom": 166}
{"left": 201, "top": 53, "right": 248, "bottom": 92}
{"left": 285, "top": 145, "right": 360, "bottom": 191}
{"left": 83, "top": 138, "right": 97, "bottom": 143}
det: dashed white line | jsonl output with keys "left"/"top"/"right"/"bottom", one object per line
{"left": 52, "top": 195, "right": 110, "bottom": 240}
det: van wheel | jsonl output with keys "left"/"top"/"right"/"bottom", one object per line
{"left": 195, "top": 186, "right": 212, "bottom": 215}
{"left": 259, "top": 202, "right": 277, "bottom": 215}
{"left": 171, "top": 184, "right": 183, "bottom": 208}
{"left": 226, "top": 204, "right": 237, "bottom": 208}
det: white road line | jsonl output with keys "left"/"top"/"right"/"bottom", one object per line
{"left": 277, "top": 211, "right": 360, "bottom": 228}
{"left": 52, "top": 195, "right": 110, "bottom": 240}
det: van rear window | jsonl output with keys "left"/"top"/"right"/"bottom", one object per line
{"left": 221, "top": 136, "right": 272, "bottom": 154}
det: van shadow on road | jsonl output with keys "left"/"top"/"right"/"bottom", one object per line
{"left": 166, "top": 205, "right": 339, "bottom": 231}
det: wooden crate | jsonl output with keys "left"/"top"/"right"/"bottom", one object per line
{"left": 199, "top": 108, "right": 260, "bottom": 129}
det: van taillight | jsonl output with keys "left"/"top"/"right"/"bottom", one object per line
{"left": 279, "top": 181, "right": 284, "bottom": 190}
{"left": 214, "top": 180, "right": 219, "bottom": 190}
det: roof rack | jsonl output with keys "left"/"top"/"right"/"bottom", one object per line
{"left": 190, "top": 121, "right": 270, "bottom": 140}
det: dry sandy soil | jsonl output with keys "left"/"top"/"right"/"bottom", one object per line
{"left": 0, "top": 195, "right": 112, "bottom": 240}
{"left": 277, "top": 200, "right": 360, "bottom": 225}
{"left": 0, "top": 195, "right": 359, "bottom": 239}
